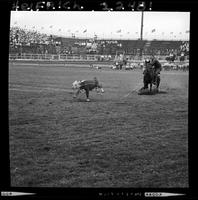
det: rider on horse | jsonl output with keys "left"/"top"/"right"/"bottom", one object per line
{"left": 150, "top": 55, "right": 162, "bottom": 85}
{"left": 143, "top": 58, "right": 153, "bottom": 74}
{"left": 140, "top": 57, "right": 161, "bottom": 92}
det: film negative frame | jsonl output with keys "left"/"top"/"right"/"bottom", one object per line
{"left": 2, "top": 0, "right": 198, "bottom": 199}
{"left": 10, "top": 0, "right": 153, "bottom": 11}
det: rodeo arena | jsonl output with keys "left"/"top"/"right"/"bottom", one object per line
{"left": 9, "top": 11, "right": 189, "bottom": 188}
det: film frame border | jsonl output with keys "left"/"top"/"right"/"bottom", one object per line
{"left": 2, "top": 0, "right": 198, "bottom": 199}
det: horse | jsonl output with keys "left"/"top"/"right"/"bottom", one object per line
{"left": 72, "top": 77, "right": 104, "bottom": 101}
{"left": 142, "top": 63, "right": 160, "bottom": 92}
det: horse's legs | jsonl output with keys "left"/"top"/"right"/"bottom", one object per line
{"left": 143, "top": 76, "right": 148, "bottom": 89}
{"left": 153, "top": 73, "right": 157, "bottom": 84}
{"left": 150, "top": 83, "right": 152, "bottom": 92}
{"left": 143, "top": 81, "right": 147, "bottom": 89}
{"left": 156, "top": 76, "right": 160, "bottom": 90}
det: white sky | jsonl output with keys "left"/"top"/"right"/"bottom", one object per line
{"left": 10, "top": 11, "right": 190, "bottom": 40}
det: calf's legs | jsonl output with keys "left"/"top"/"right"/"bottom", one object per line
{"left": 85, "top": 89, "right": 90, "bottom": 101}
{"left": 73, "top": 88, "right": 81, "bottom": 98}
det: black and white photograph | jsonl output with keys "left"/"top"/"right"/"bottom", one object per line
{"left": 7, "top": 1, "right": 190, "bottom": 195}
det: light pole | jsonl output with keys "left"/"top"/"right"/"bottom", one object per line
{"left": 140, "top": 11, "right": 144, "bottom": 60}
{"left": 140, "top": 11, "right": 144, "bottom": 41}
{"left": 20, "top": 43, "right": 22, "bottom": 59}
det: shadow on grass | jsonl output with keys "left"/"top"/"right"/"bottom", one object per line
{"left": 71, "top": 98, "right": 111, "bottom": 103}
{"left": 138, "top": 90, "right": 168, "bottom": 95}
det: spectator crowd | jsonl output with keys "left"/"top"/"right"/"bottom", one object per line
{"left": 179, "top": 41, "right": 189, "bottom": 55}
{"left": 9, "top": 26, "right": 59, "bottom": 54}
{"left": 9, "top": 26, "right": 189, "bottom": 60}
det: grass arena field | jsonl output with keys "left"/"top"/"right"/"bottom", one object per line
{"left": 9, "top": 62, "right": 188, "bottom": 187}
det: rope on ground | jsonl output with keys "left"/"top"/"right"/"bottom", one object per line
{"left": 124, "top": 81, "right": 143, "bottom": 98}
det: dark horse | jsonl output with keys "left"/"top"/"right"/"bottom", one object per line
{"left": 142, "top": 64, "right": 160, "bottom": 92}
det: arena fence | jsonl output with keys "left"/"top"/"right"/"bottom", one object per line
{"left": 9, "top": 54, "right": 106, "bottom": 61}
{"left": 9, "top": 53, "right": 189, "bottom": 71}
{"left": 9, "top": 53, "right": 188, "bottom": 62}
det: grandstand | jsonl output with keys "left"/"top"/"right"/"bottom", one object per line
{"left": 9, "top": 26, "right": 189, "bottom": 61}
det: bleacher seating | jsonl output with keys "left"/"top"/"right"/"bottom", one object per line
{"left": 9, "top": 26, "right": 189, "bottom": 57}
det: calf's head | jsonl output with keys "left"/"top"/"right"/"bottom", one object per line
{"left": 72, "top": 80, "right": 81, "bottom": 89}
